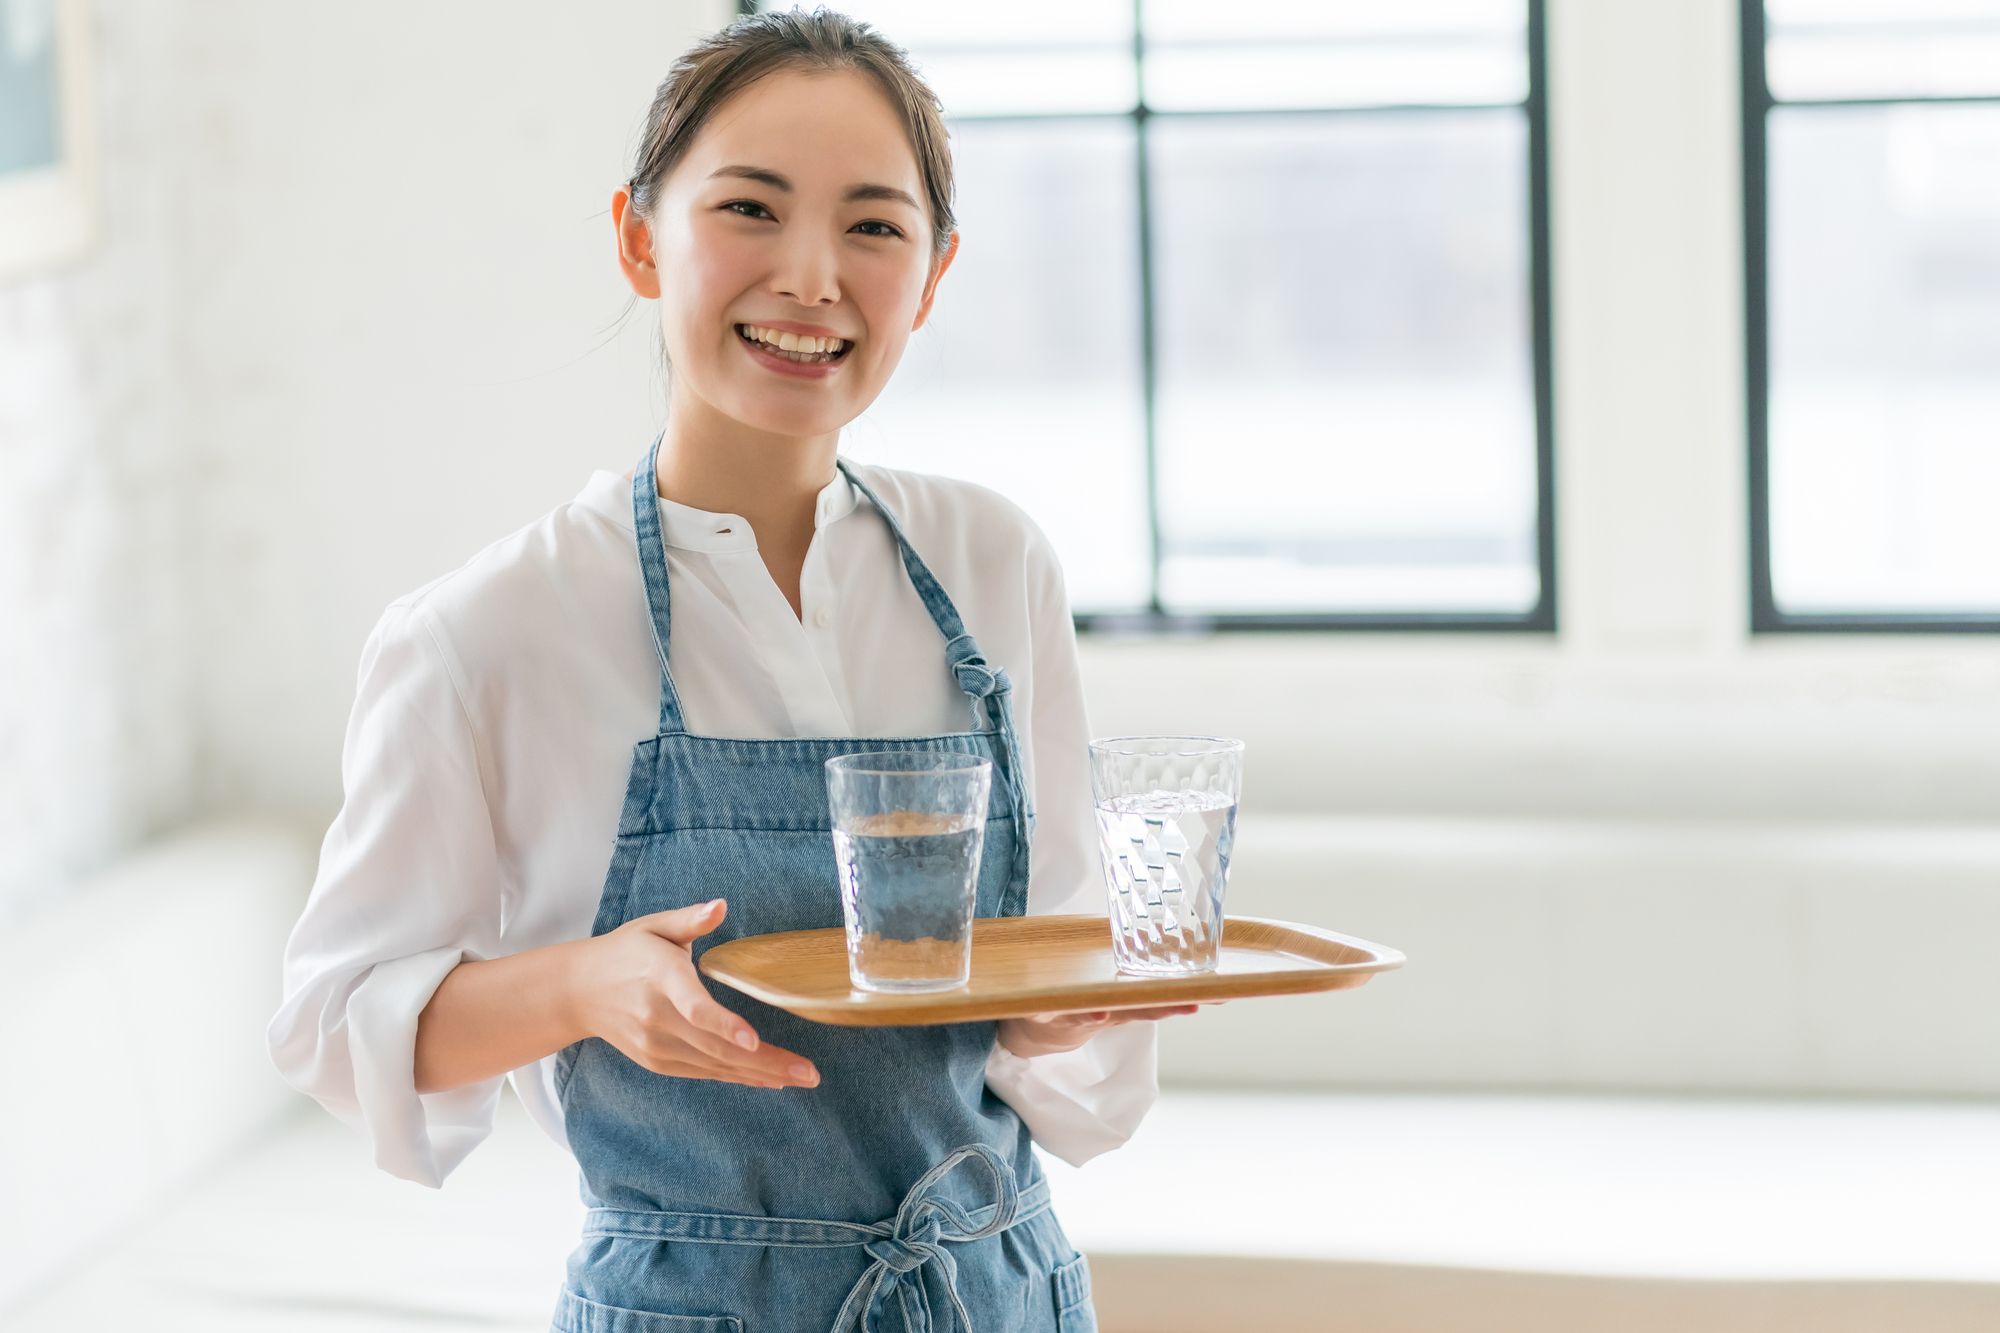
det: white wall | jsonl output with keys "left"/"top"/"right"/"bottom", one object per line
{"left": 0, "top": 1, "right": 201, "bottom": 926}
{"left": 0, "top": 0, "right": 730, "bottom": 924}
{"left": 173, "top": 0, "right": 731, "bottom": 816}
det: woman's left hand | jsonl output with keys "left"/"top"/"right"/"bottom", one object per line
{"left": 996, "top": 1005, "right": 1200, "bottom": 1058}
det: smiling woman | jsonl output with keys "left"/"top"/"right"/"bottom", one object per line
{"left": 270, "top": 10, "right": 1158, "bottom": 1333}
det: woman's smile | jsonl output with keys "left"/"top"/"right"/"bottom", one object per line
{"left": 735, "top": 320, "right": 854, "bottom": 377}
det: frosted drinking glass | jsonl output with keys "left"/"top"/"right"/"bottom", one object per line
{"left": 826, "top": 752, "right": 992, "bottom": 993}
{"left": 1090, "top": 737, "right": 1243, "bottom": 976}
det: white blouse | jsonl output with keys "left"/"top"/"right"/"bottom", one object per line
{"left": 268, "top": 463, "right": 1157, "bottom": 1188}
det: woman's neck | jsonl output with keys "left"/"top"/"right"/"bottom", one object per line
{"left": 653, "top": 392, "right": 839, "bottom": 620}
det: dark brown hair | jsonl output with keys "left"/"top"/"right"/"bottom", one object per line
{"left": 628, "top": 9, "right": 956, "bottom": 258}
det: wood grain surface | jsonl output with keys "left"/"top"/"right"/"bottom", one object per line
{"left": 697, "top": 914, "right": 1404, "bottom": 1027}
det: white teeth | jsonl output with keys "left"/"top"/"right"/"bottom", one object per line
{"left": 739, "top": 325, "right": 846, "bottom": 359}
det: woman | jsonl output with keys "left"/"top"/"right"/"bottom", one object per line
{"left": 270, "top": 12, "right": 1188, "bottom": 1332}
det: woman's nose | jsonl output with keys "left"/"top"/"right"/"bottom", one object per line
{"left": 771, "top": 231, "right": 841, "bottom": 306}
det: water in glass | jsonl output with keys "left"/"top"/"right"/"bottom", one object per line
{"left": 1095, "top": 788, "right": 1237, "bottom": 974}
{"left": 832, "top": 810, "right": 985, "bottom": 992}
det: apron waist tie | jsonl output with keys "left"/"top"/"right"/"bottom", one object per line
{"left": 581, "top": 1144, "right": 1046, "bottom": 1333}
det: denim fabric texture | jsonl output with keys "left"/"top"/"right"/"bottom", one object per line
{"left": 551, "top": 442, "right": 1090, "bottom": 1332}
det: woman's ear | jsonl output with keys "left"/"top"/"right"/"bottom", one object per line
{"left": 912, "top": 230, "right": 960, "bottom": 331}
{"left": 613, "top": 187, "right": 662, "bottom": 299}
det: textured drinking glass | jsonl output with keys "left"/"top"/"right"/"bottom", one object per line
{"left": 1090, "top": 737, "right": 1243, "bottom": 975}
{"left": 826, "top": 751, "right": 992, "bottom": 993}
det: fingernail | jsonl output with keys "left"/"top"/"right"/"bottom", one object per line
{"left": 790, "top": 1062, "right": 815, "bottom": 1084}
{"left": 734, "top": 1030, "right": 758, "bottom": 1051}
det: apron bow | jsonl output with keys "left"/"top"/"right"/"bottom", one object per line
{"left": 832, "top": 1143, "right": 1020, "bottom": 1333}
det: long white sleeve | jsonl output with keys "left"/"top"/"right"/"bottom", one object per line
{"left": 267, "top": 604, "right": 507, "bottom": 1187}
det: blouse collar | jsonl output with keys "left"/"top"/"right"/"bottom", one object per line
{"left": 579, "top": 463, "right": 860, "bottom": 554}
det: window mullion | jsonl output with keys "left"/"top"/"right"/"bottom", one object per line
{"left": 1134, "top": 0, "right": 1162, "bottom": 615}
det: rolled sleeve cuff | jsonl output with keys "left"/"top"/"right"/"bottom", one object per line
{"left": 348, "top": 946, "right": 501, "bottom": 1188}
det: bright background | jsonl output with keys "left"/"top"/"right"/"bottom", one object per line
{"left": 3, "top": 1, "right": 1998, "bottom": 1330}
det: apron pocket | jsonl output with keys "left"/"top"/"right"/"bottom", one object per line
{"left": 553, "top": 1289, "right": 741, "bottom": 1333}
{"left": 1053, "top": 1253, "right": 1097, "bottom": 1333}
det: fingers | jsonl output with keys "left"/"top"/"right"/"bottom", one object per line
{"left": 641, "top": 897, "right": 728, "bottom": 946}
{"left": 1026, "top": 1005, "right": 1197, "bottom": 1027}
{"left": 1032, "top": 1000, "right": 1184, "bottom": 1020}
{"left": 657, "top": 950, "right": 759, "bottom": 1051}
{"left": 1105, "top": 1005, "right": 1201, "bottom": 1023}
{"left": 638, "top": 1050, "right": 807, "bottom": 1089}
{"left": 653, "top": 960, "right": 819, "bottom": 1085}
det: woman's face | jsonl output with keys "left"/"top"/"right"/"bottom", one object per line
{"left": 619, "top": 67, "right": 954, "bottom": 441}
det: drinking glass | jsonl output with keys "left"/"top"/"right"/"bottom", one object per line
{"left": 826, "top": 751, "right": 992, "bottom": 993}
{"left": 1089, "top": 736, "right": 1244, "bottom": 975}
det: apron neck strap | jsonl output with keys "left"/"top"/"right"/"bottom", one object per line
{"left": 834, "top": 461, "right": 1009, "bottom": 715}
{"left": 631, "top": 434, "right": 689, "bottom": 735}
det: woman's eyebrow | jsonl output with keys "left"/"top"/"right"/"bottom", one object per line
{"left": 844, "top": 183, "right": 920, "bottom": 209}
{"left": 710, "top": 164, "right": 790, "bottom": 190}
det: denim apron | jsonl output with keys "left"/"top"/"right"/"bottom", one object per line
{"left": 551, "top": 443, "right": 1096, "bottom": 1333}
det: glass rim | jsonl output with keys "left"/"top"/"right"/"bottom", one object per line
{"left": 1088, "top": 735, "right": 1244, "bottom": 757}
{"left": 824, "top": 750, "right": 993, "bottom": 777}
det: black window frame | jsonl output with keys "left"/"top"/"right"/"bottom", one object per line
{"left": 1742, "top": 0, "right": 2000, "bottom": 634}
{"left": 743, "top": 0, "right": 1557, "bottom": 635}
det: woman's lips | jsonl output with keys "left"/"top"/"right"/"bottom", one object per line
{"left": 735, "top": 323, "right": 852, "bottom": 379}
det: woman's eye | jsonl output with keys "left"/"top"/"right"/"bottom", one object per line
{"left": 724, "top": 200, "right": 774, "bottom": 220}
{"left": 851, "top": 219, "right": 903, "bottom": 239}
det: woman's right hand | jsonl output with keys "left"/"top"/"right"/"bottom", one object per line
{"left": 571, "top": 899, "right": 820, "bottom": 1090}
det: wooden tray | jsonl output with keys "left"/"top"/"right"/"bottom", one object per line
{"left": 698, "top": 914, "right": 1404, "bottom": 1027}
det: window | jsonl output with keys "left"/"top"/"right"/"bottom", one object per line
{"left": 1745, "top": 0, "right": 2000, "bottom": 630}
{"left": 751, "top": 1, "right": 1553, "bottom": 630}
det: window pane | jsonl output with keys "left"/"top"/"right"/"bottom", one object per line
{"left": 1767, "top": 0, "right": 2000, "bottom": 102}
{"left": 0, "top": 0, "right": 60, "bottom": 174}
{"left": 903, "top": 50, "right": 1137, "bottom": 119}
{"left": 1149, "top": 113, "right": 1538, "bottom": 614}
{"left": 846, "top": 121, "right": 1151, "bottom": 612}
{"left": 1146, "top": 0, "right": 1526, "bottom": 41}
{"left": 1768, "top": 103, "right": 2000, "bottom": 613}
{"left": 1144, "top": 0, "right": 1526, "bottom": 112}
{"left": 813, "top": 0, "right": 1137, "bottom": 117}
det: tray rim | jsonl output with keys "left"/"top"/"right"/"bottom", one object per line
{"left": 698, "top": 913, "right": 1405, "bottom": 1027}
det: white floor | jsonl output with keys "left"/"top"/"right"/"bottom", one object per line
{"left": 8, "top": 1089, "right": 1997, "bottom": 1331}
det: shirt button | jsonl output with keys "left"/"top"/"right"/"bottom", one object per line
{"left": 814, "top": 607, "right": 832, "bottom": 627}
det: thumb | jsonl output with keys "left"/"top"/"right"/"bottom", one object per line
{"left": 640, "top": 898, "right": 727, "bottom": 946}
